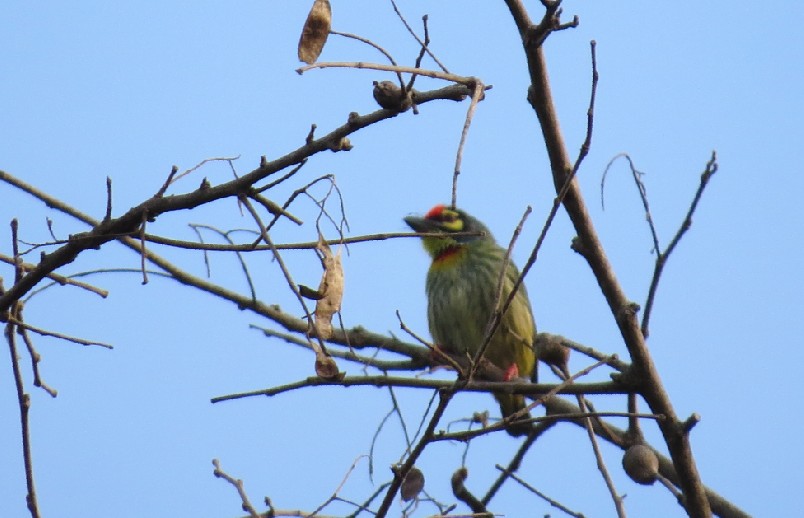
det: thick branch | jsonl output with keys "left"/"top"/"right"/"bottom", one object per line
{"left": 0, "top": 83, "right": 474, "bottom": 313}
{"left": 502, "top": 2, "right": 711, "bottom": 516}
{"left": 545, "top": 397, "right": 750, "bottom": 518}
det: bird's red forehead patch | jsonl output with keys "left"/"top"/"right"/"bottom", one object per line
{"left": 425, "top": 204, "right": 446, "bottom": 220}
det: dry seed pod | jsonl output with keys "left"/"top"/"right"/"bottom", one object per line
{"left": 534, "top": 332, "right": 570, "bottom": 372}
{"left": 400, "top": 467, "right": 425, "bottom": 501}
{"left": 326, "top": 137, "right": 353, "bottom": 152}
{"left": 298, "top": 0, "right": 331, "bottom": 64}
{"left": 314, "top": 351, "right": 342, "bottom": 381}
{"left": 622, "top": 444, "right": 660, "bottom": 485}
{"left": 372, "top": 80, "right": 412, "bottom": 111}
{"left": 313, "top": 237, "right": 343, "bottom": 339}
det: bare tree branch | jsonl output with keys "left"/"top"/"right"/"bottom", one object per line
{"left": 502, "top": 2, "right": 712, "bottom": 515}
{"left": 6, "top": 220, "right": 41, "bottom": 518}
{"left": 0, "top": 83, "right": 477, "bottom": 313}
{"left": 210, "top": 376, "right": 627, "bottom": 404}
{"left": 641, "top": 152, "right": 719, "bottom": 337}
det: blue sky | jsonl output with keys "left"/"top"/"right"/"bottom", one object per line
{"left": 2, "top": 2, "right": 802, "bottom": 517}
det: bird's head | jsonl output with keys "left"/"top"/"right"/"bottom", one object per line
{"left": 404, "top": 204, "right": 493, "bottom": 261}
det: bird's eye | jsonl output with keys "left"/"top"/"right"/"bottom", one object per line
{"left": 437, "top": 209, "right": 459, "bottom": 223}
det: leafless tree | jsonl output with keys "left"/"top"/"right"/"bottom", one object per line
{"left": 1, "top": 2, "right": 748, "bottom": 517}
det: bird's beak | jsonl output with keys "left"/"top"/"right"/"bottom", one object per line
{"left": 404, "top": 215, "right": 438, "bottom": 233}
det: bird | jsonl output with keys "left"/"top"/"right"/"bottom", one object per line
{"left": 404, "top": 204, "right": 537, "bottom": 436}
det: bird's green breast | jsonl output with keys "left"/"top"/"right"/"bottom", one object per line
{"left": 425, "top": 242, "right": 536, "bottom": 374}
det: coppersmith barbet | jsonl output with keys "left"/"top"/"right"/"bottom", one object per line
{"left": 404, "top": 204, "right": 537, "bottom": 436}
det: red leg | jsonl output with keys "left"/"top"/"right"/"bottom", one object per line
{"left": 503, "top": 362, "right": 520, "bottom": 381}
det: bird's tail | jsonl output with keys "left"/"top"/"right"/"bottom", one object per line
{"left": 496, "top": 393, "right": 532, "bottom": 437}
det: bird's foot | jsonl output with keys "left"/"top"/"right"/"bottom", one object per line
{"left": 503, "top": 363, "right": 520, "bottom": 381}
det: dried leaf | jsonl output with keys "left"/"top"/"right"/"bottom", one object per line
{"left": 313, "top": 236, "right": 343, "bottom": 339}
{"left": 298, "top": 0, "right": 331, "bottom": 65}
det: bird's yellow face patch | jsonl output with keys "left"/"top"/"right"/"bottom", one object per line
{"left": 419, "top": 205, "right": 469, "bottom": 262}
{"left": 425, "top": 205, "right": 464, "bottom": 233}
{"left": 438, "top": 214, "right": 463, "bottom": 232}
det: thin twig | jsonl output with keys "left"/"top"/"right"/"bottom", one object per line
{"left": 297, "top": 61, "right": 471, "bottom": 85}
{"left": 493, "top": 37, "right": 599, "bottom": 334}
{"left": 210, "top": 374, "right": 625, "bottom": 404}
{"left": 308, "top": 174, "right": 350, "bottom": 236}
{"left": 387, "top": 385, "right": 414, "bottom": 453}
{"left": 344, "top": 483, "right": 392, "bottom": 518}
{"left": 5, "top": 317, "right": 42, "bottom": 518}
{"left": 187, "top": 224, "right": 219, "bottom": 276}
{"left": 138, "top": 229, "right": 482, "bottom": 252}
{"left": 139, "top": 211, "right": 148, "bottom": 285}
{"left": 500, "top": 467, "right": 585, "bottom": 518}
{"left": 451, "top": 79, "right": 486, "bottom": 208}
{"left": 249, "top": 192, "right": 303, "bottom": 226}
{"left": 172, "top": 156, "right": 241, "bottom": 185}
{"left": 241, "top": 196, "right": 323, "bottom": 343}
{"left": 374, "top": 390, "right": 453, "bottom": 517}
{"left": 601, "top": 153, "right": 660, "bottom": 256}
{"left": 16, "top": 310, "right": 58, "bottom": 397}
{"left": 212, "top": 459, "right": 260, "bottom": 518}
{"left": 435, "top": 410, "right": 661, "bottom": 444}
{"left": 251, "top": 325, "right": 417, "bottom": 371}
{"left": 369, "top": 407, "right": 396, "bottom": 484}
{"left": 627, "top": 393, "right": 641, "bottom": 442}
{"left": 24, "top": 269, "right": 169, "bottom": 302}
{"left": 488, "top": 152, "right": 584, "bottom": 363}
{"left": 155, "top": 166, "right": 178, "bottom": 198}
{"left": 642, "top": 151, "right": 719, "bottom": 337}
{"left": 469, "top": 206, "right": 531, "bottom": 380}
{"left": 557, "top": 350, "right": 624, "bottom": 514}
{"left": 482, "top": 422, "right": 551, "bottom": 504}
{"left": 330, "top": 30, "right": 404, "bottom": 87}
{"left": 407, "top": 390, "right": 439, "bottom": 458}
{"left": 572, "top": 40, "right": 599, "bottom": 176}
{"left": 396, "top": 310, "right": 463, "bottom": 374}
{"left": 521, "top": 357, "right": 613, "bottom": 414}
{"left": 576, "top": 395, "right": 624, "bottom": 447}
{"left": 549, "top": 333, "right": 630, "bottom": 372}
{"left": 44, "top": 218, "right": 57, "bottom": 241}
{"left": 388, "top": 0, "right": 449, "bottom": 73}
{"left": 309, "top": 455, "right": 367, "bottom": 516}
{"left": 192, "top": 225, "right": 257, "bottom": 300}
{"left": 254, "top": 159, "right": 308, "bottom": 193}
{"left": 576, "top": 394, "right": 627, "bottom": 517}
{"left": 7, "top": 219, "right": 42, "bottom": 518}
{"left": 263, "top": 174, "right": 333, "bottom": 236}
{"left": 6, "top": 317, "right": 114, "bottom": 349}
{"left": 0, "top": 254, "right": 108, "bottom": 298}
{"left": 406, "top": 15, "right": 431, "bottom": 94}
{"left": 104, "top": 176, "right": 113, "bottom": 221}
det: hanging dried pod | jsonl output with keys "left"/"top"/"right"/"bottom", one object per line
{"left": 297, "top": 0, "right": 332, "bottom": 64}
{"left": 395, "top": 466, "right": 425, "bottom": 501}
{"left": 312, "top": 236, "right": 343, "bottom": 340}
